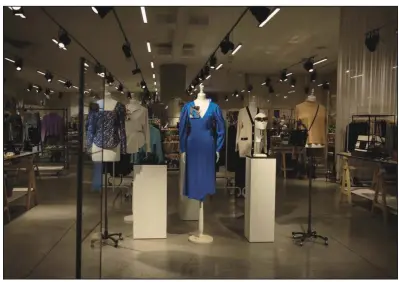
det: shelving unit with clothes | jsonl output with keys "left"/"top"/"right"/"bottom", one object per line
{"left": 162, "top": 127, "right": 180, "bottom": 171}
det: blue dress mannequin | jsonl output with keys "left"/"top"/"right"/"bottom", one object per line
{"left": 179, "top": 100, "right": 225, "bottom": 201}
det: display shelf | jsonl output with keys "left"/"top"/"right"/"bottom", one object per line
{"left": 162, "top": 127, "right": 180, "bottom": 171}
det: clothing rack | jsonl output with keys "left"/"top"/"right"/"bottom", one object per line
{"left": 36, "top": 108, "right": 69, "bottom": 172}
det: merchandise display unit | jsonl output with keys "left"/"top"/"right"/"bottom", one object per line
{"left": 162, "top": 127, "right": 180, "bottom": 171}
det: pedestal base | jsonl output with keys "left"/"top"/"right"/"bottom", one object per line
{"left": 188, "top": 234, "right": 213, "bottom": 244}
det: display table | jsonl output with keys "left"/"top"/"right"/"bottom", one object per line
{"left": 272, "top": 146, "right": 304, "bottom": 179}
{"left": 178, "top": 158, "right": 199, "bottom": 221}
{"left": 244, "top": 156, "right": 276, "bottom": 243}
{"left": 132, "top": 165, "right": 167, "bottom": 239}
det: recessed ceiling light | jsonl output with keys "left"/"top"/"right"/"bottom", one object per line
{"left": 287, "top": 72, "right": 293, "bottom": 76}
{"left": 206, "top": 75, "right": 211, "bottom": 80}
{"left": 147, "top": 42, "right": 151, "bottom": 53}
{"left": 84, "top": 62, "right": 89, "bottom": 68}
{"left": 4, "top": 58, "right": 15, "bottom": 63}
{"left": 231, "top": 44, "right": 242, "bottom": 55}
{"left": 37, "top": 70, "right": 45, "bottom": 75}
{"left": 58, "top": 79, "right": 65, "bottom": 84}
{"left": 154, "top": 81, "right": 157, "bottom": 85}
{"left": 241, "top": 89, "right": 245, "bottom": 93}
{"left": 153, "top": 74, "right": 155, "bottom": 79}
{"left": 151, "top": 62, "right": 154, "bottom": 69}
{"left": 140, "top": 7, "right": 147, "bottom": 23}
{"left": 216, "top": 63, "right": 223, "bottom": 70}
{"left": 314, "top": 58, "right": 327, "bottom": 65}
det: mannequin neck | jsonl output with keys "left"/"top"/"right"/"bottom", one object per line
{"left": 248, "top": 101, "right": 257, "bottom": 110}
{"left": 196, "top": 92, "right": 206, "bottom": 100}
{"left": 307, "top": 95, "right": 316, "bottom": 102}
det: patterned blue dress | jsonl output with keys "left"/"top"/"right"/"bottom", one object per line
{"left": 179, "top": 101, "right": 225, "bottom": 201}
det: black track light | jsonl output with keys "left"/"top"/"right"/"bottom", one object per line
{"left": 303, "top": 58, "right": 314, "bottom": 73}
{"left": 36, "top": 86, "right": 42, "bottom": 94}
{"left": 11, "top": 7, "right": 26, "bottom": 19}
{"left": 57, "top": 29, "right": 71, "bottom": 50}
{"left": 94, "top": 64, "right": 105, "bottom": 77}
{"left": 269, "top": 86, "right": 275, "bottom": 94}
{"left": 249, "top": 7, "right": 270, "bottom": 26}
{"left": 280, "top": 69, "right": 288, "bottom": 82}
{"left": 27, "top": 84, "right": 33, "bottom": 92}
{"left": 15, "top": 59, "right": 23, "bottom": 71}
{"left": 106, "top": 73, "right": 114, "bottom": 85}
{"left": 322, "top": 81, "right": 330, "bottom": 90}
{"left": 92, "top": 7, "right": 113, "bottom": 18}
{"left": 199, "top": 70, "right": 205, "bottom": 81}
{"left": 140, "top": 80, "right": 147, "bottom": 89}
{"left": 122, "top": 42, "right": 132, "bottom": 58}
{"left": 117, "top": 83, "right": 124, "bottom": 92}
{"left": 203, "top": 65, "right": 210, "bottom": 77}
{"left": 224, "top": 95, "right": 229, "bottom": 102}
{"left": 132, "top": 67, "right": 141, "bottom": 75}
{"left": 290, "top": 77, "right": 296, "bottom": 88}
{"left": 45, "top": 88, "right": 51, "bottom": 95}
{"left": 247, "top": 84, "right": 253, "bottom": 92}
{"left": 65, "top": 80, "right": 72, "bottom": 88}
{"left": 365, "top": 29, "right": 380, "bottom": 52}
{"left": 310, "top": 71, "right": 317, "bottom": 82}
{"left": 235, "top": 90, "right": 239, "bottom": 97}
{"left": 209, "top": 55, "right": 217, "bottom": 69}
{"left": 45, "top": 71, "right": 53, "bottom": 82}
{"left": 262, "top": 77, "right": 271, "bottom": 87}
{"left": 220, "top": 35, "right": 235, "bottom": 55}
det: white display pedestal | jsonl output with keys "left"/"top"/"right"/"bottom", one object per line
{"left": 178, "top": 158, "right": 199, "bottom": 221}
{"left": 244, "top": 156, "right": 276, "bottom": 243}
{"left": 133, "top": 165, "right": 167, "bottom": 239}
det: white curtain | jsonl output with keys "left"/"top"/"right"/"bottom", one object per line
{"left": 336, "top": 7, "right": 398, "bottom": 157}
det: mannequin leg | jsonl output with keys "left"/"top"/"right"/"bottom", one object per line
{"left": 188, "top": 201, "right": 213, "bottom": 244}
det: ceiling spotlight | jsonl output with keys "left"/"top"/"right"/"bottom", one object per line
{"left": 234, "top": 90, "right": 239, "bottom": 97}
{"left": 27, "top": 84, "right": 33, "bottom": 92}
{"left": 303, "top": 58, "right": 314, "bottom": 73}
{"left": 199, "top": 71, "right": 205, "bottom": 81}
{"left": 216, "top": 63, "right": 223, "bottom": 70}
{"left": 241, "top": 89, "right": 245, "bottom": 93}
{"left": 247, "top": 84, "right": 253, "bottom": 92}
{"left": 122, "top": 43, "right": 132, "bottom": 58}
{"left": 280, "top": 69, "right": 288, "bottom": 82}
{"left": 269, "top": 86, "right": 274, "bottom": 94}
{"left": 11, "top": 6, "right": 26, "bottom": 19}
{"left": 64, "top": 80, "right": 72, "bottom": 88}
{"left": 365, "top": 29, "right": 380, "bottom": 52}
{"left": 231, "top": 43, "right": 242, "bottom": 56}
{"left": 44, "top": 71, "right": 53, "bottom": 82}
{"left": 250, "top": 7, "right": 280, "bottom": 28}
{"left": 203, "top": 65, "right": 211, "bottom": 77}
{"left": 140, "top": 80, "right": 147, "bottom": 89}
{"left": 117, "top": 83, "right": 124, "bottom": 92}
{"left": 132, "top": 67, "right": 141, "bottom": 75}
{"left": 106, "top": 74, "right": 114, "bottom": 85}
{"left": 92, "top": 7, "right": 113, "bottom": 18}
{"left": 220, "top": 35, "right": 235, "bottom": 55}
{"left": 15, "top": 59, "right": 23, "bottom": 71}
{"left": 209, "top": 55, "right": 217, "bottom": 69}
{"left": 290, "top": 77, "right": 296, "bottom": 87}
{"left": 36, "top": 86, "right": 42, "bottom": 94}
{"left": 224, "top": 95, "right": 229, "bottom": 102}
{"left": 140, "top": 7, "right": 148, "bottom": 23}
{"left": 322, "top": 81, "right": 330, "bottom": 90}
{"left": 56, "top": 29, "right": 71, "bottom": 50}
{"left": 45, "top": 88, "right": 51, "bottom": 95}
{"left": 95, "top": 64, "right": 105, "bottom": 77}
{"left": 262, "top": 77, "right": 271, "bottom": 87}
{"left": 310, "top": 71, "right": 317, "bottom": 82}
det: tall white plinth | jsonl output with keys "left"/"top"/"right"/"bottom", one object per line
{"left": 244, "top": 157, "right": 276, "bottom": 243}
{"left": 133, "top": 165, "right": 167, "bottom": 239}
{"left": 178, "top": 158, "right": 199, "bottom": 221}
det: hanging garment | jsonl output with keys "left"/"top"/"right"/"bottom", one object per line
{"left": 179, "top": 101, "right": 225, "bottom": 201}
{"left": 5, "top": 114, "right": 24, "bottom": 143}
{"left": 236, "top": 107, "right": 264, "bottom": 158}
{"left": 41, "top": 112, "right": 64, "bottom": 142}
{"left": 86, "top": 102, "right": 127, "bottom": 154}
{"left": 125, "top": 101, "right": 151, "bottom": 154}
{"left": 150, "top": 125, "right": 164, "bottom": 164}
{"left": 345, "top": 122, "right": 369, "bottom": 151}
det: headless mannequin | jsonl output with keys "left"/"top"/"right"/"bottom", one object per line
{"left": 92, "top": 85, "right": 121, "bottom": 162}
{"left": 181, "top": 84, "right": 217, "bottom": 244}
{"left": 295, "top": 89, "right": 326, "bottom": 148}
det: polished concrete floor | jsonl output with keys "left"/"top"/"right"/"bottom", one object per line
{"left": 3, "top": 164, "right": 398, "bottom": 279}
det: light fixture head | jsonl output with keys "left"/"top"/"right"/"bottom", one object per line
{"left": 280, "top": 69, "right": 288, "bottom": 82}
{"left": 92, "top": 7, "right": 113, "bottom": 18}
{"left": 27, "top": 84, "right": 33, "bottom": 92}
{"left": 247, "top": 84, "right": 253, "bottom": 92}
{"left": 65, "top": 80, "right": 72, "bottom": 88}
{"left": 224, "top": 95, "right": 229, "bottom": 102}
{"left": 322, "top": 81, "right": 330, "bottom": 90}
{"left": 58, "top": 29, "right": 71, "bottom": 50}
{"left": 303, "top": 58, "right": 314, "bottom": 73}
{"left": 122, "top": 42, "right": 132, "bottom": 58}
{"left": 12, "top": 7, "right": 26, "bottom": 18}
{"left": 140, "top": 80, "right": 147, "bottom": 89}
{"left": 106, "top": 74, "right": 114, "bottom": 85}
{"left": 94, "top": 63, "right": 104, "bottom": 77}
{"left": 132, "top": 67, "right": 141, "bottom": 75}
{"left": 45, "top": 71, "right": 53, "bottom": 82}
{"left": 310, "top": 71, "right": 317, "bottom": 82}
{"left": 209, "top": 55, "right": 217, "bottom": 69}
{"left": 249, "top": 7, "right": 271, "bottom": 26}
{"left": 220, "top": 35, "right": 235, "bottom": 55}
{"left": 15, "top": 59, "right": 23, "bottom": 71}
{"left": 290, "top": 77, "right": 296, "bottom": 88}
{"left": 117, "top": 83, "right": 124, "bottom": 92}
{"left": 365, "top": 29, "right": 380, "bottom": 52}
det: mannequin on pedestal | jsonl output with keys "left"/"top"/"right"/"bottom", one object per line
{"left": 235, "top": 95, "right": 266, "bottom": 194}
{"left": 253, "top": 112, "right": 268, "bottom": 157}
{"left": 179, "top": 84, "right": 225, "bottom": 244}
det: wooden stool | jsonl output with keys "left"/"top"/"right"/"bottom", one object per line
{"left": 339, "top": 156, "right": 356, "bottom": 204}
{"left": 371, "top": 166, "right": 389, "bottom": 223}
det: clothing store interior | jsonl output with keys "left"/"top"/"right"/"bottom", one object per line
{"left": 2, "top": 6, "right": 398, "bottom": 279}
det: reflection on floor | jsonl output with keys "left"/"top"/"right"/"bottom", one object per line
{"left": 3, "top": 165, "right": 398, "bottom": 279}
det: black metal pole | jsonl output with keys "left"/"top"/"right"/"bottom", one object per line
{"left": 307, "top": 155, "right": 312, "bottom": 234}
{"left": 75, "top": 57, "right": 85, "bottom": 279}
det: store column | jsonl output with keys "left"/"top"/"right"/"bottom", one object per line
{"left": 160, "top": 64, "right": 187, "bottom": 126}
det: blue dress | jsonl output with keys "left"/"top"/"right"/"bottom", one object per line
{"left": 179, "top": 101, "right": 226, "bottom": 201}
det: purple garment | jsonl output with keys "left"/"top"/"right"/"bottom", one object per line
{"left": 41, "top": 113, "right": 64, "bottom": 141}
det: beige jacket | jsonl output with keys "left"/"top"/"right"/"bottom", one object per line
{"left": 125, "top": 101, "right": 151, "bottom": 154}
{"left": 235, "top": 107, "right": 265, "bottom": 158}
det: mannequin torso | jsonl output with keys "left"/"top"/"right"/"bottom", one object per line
{"left": 125, "top": 98, "right": 151, "bottom": 154}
